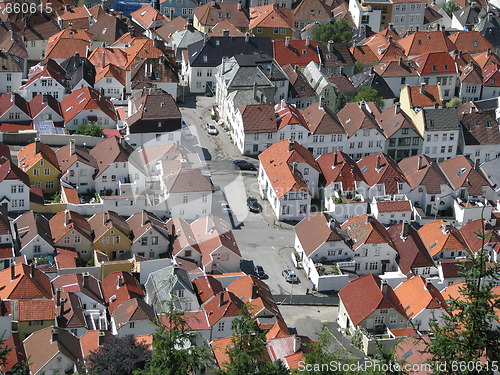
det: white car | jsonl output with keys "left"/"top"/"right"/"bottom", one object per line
{"left": 207, "top": 123, "right": 218, "bottom": 135}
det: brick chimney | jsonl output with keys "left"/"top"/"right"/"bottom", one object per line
{"left": 10, "top": 264, "right": 14, "bottom": 281}
{"left": 64, "top": 210, "right": 69, "bottom": 226}
{"left": 288, "top": 139, "right": 294, "bottom": 152}
{"left": 56, "top": 288, "right": 61, "bottom": 306}
{"left": 417, "top": 155, "right": 423, "bottom": 170}
{"left": 420, "top": 82, "right": 426, "bottom": 94}
{"left": 380, "top": 279, "right": 388, "bottom": 294}
{"left": 102, "top": 50, "right": 106, "bottom": 67}
{"left": 98, "top": 331, "right": 106, "bottom": 346}
{"left": 376, "top": 154, "right": 381, "bottom": 170}
{"left": 219, "top": 292, "right": 224, "bottom": 307}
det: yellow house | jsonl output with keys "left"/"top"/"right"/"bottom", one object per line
{"left": 18, "top": 140, "right": 61, "bottom": 194}
{"left": 249, "top": 4, "right": 294, "bottom": 40}
{"left": 13, "top": 299, "right": 55, "bottom": 340}
{"left": 399, "top": 84, "right": 444, "bottom": 137}
{"left": 89, "top": 210, "right": 132, "bottom": 260}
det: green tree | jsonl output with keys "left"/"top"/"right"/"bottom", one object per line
{"left": 218, "top": 304, "right": 290, "bottom": 375}
{"left": 86, "top": 335, "right": 151, "bottom": 375}
{"left": 352, "top": 86, "right": 384, "bottom": 108}
{"left": 442, "top": 1, "right": 460, "bottom": 17}
{"left": 354, "top": 61, "right": 364, "bottom": 75}
{"left": 334, "top": 93, "right": 348, "bottom": 112}
{"left": 74, "top": 122, "right": 104, "bottom": 137}
{"left": 137, "top": 302, "right": 213, "bottom": 375}
{"left": 446, "top": 97, "right": 461, "bottom": 108}
{"left": 312, "top": 19, "right": 354, "bottom": 46}
{"left": 423, "top": 218, "right": 500, "bottom": 375}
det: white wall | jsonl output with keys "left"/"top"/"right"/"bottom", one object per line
{"left": 0, "top": 180, "right": 29, "bottom": 212}
{"left": 19, "top": 235, "right": 54, "bottom": 261}
{"left": 0, "top": 72, "right": 23, "bottom": 94}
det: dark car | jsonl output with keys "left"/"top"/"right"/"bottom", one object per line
{"left": 247, "top": 197, "right": 262, "bottom": 213}
{"left": 232, "top": 160, "right": 257, "bottom": 171}
{"left": 254, "top": 265, "right": 266, "bottom": 279}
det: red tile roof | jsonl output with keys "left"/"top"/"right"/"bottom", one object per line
{"left": 438, "top": 155, "right": 490, "bottom": 195}
{"left": 54, "top": 248, "right": 79, "bottom": 269}
{"left": 194, "top": 2, "right": 250, "bottom": 29}
{"left": 357, "top": 153, "right": 407, "bottom": 194}
{"left": 407, "top": 84, "right": 443, "bottom": 108}
{"left": 0, "top": 159, "right": 30, "bottom": 186}
{"left": 275, "top": 102, "right": 308, "bottom": 131}
{"left": 210, "top": 336, "right": 233, "bottom": 370}
{"left": 203, "top": 291, "right": 244, "bottom": 326}
{"left": 249, "top": 4, "right": 294, "bottom": 29}
{"left": 398, "top": 154, "right": 450, "bottom": 194}
{"left": 317, "top": 151, "right": 364, "bottom": 191}
{"left": 341, "top": 214, "right": 395, "bottom": 251}
{"left": 238, "top": 104, "right": 277, "bottom": 133}
{"left": 101, "top": 271, "right": 144, "bottom": 313}
{"left": 413, "top": 52, "right": 457, "bottom": 75}
{"left": 60, "top": 86, "right": 117, "bottom": 123}
{"left": 459, "top": 219, "right": 500, "bottom": 255}
{"left": 95, "top": 64, "right": 126, "bottom": 86}
{"left": 394, "top": 276, "right": 448, "bottom": 319}
{"left": 473, "top": 50, "right": 500, "bottom": 69}
{"left": 301, "top": 103, "right": 344, "bottom": 135}
{"left": 272, "top": 39, "right": 320, "bottom": 68}
{"left": 482, "top": 62, "right": 500, "bottom": 86}
{"left": 397, "top": 30, "right": 456, "bottom": 56}
{"left": 209, "top": 19, "right": 247, "bottom": 37}
{"left": 18, "top": 298, "right": 54, "bottom": 321}
{"left": 88, "top": 47, "right": 128, "bottom": 69}
{"left": 258, "top": 140, "right": 319, "bottom": 198}
{"left": 0, "top": 123, "right": 33, "bottom": 133}
{"left": 79, "top": 330, "right": 113, "bottom": 358}
{"left": 18, "top": 141, "right": 60, "bottom": 173}
{"left": 131, "top": 4, "right": 168, "bottom": 29}
{"left": 46, "top": 38, "right": 90, "bottom": 60}
{"left": 192, "top": 275, "right": 224, "bottom": 304}
{"left": 337, "top": 102, "right": 382, "bottom": 137}
{"left": 49, "top": 210, "right": 93, "bottom": 244}
{"left": 112, "top": 298, "right": 155, "bottom": 330}
{"left": 376, "top": 200, "right": 412, "bottom": 213}
{"left": 295, "top": 213, "right": 350, "bottom": 257}
{"left": 338, "top": 273, "right": 407, "bottom": 326}
{"left": 0, "top": 263, "right": 52, "bottom": 299}
{"left": 418, "top": 220, "right": 468, "bottom": 257}
{"left": 448, "top": 31, "right": 493, "bottom": 55}
{"left": 1, "top": 334, "right": 25, "bottom": 374}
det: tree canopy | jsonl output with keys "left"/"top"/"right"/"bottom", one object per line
{"left": 86, "top": 335, "right": 151, "bottom": 375}
{"left": 352, "top": 86, "right": 384, "bottom": 108}
{"left": 446, "top": 97, "right": 461, "bottom": 108}
{"left": 74, "top": 122, "right": 104, "bottom": 137}
{"left": 442, "top": 1, "right": 460, "bottom": 17}
{"left": 312, "top": 20, "right": 354, "bottom": 46}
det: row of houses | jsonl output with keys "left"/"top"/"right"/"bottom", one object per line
{"left": 257, "top": 139, "right": 499, "bottom": 223}
{"left": 294, "top": 212, "right": 499, "bottom": 291}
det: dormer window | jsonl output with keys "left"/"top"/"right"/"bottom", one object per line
{"left": 310, "top": 10, "right": 315, "bottom": 16}
{"left": 432, "top": 65, "right": 437, "bottom": 71}
{"left": 491, "top": 78, "right": 495, "bottom": 84}
{"left": 302, "top": 49, "right": 307, "bottom": 55}
{"left": 218, "top": 12, "right": 222, "bottom": 18}
{"left": 472, "top": 40, "right": 478, "bottom": 48}
{"left": 444, "top": 64, "right": 449, "bottom": 70}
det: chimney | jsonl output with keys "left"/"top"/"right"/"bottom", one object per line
{"left": 10, "top": 264, "right": 14, "bottom": 281}
{"left": 380, "top": 279, "right": 388, "bottom": 294}
{"left": 117, "top": 275, "right": 123, "bottom": 288}
{"left": 425, "top": 279, "right": 433, "bottom": 290}
{"left": 103, "top": 211, "right": 108, "bottom": 225}
{"left": 203, "top": 33, "right": 208, "bottom": 44}
{"left": 102, "top": 50, "right": 106, "bottom": 67}
{"left": 285, "top": 36, "right": 290, "bottom": 48}
{"left": 487, "top": 48, "right": 492, "bottom": 57}
{"left": 319, "top": 96, "right": 325, "bottom": 109}
{"left": 388, "top": 23, "right": 394, "bottom": 30}
{"left": 328, "top": 40, "right": 334, "bottom": 52}
{"left": 420, "top": 82, "right": 426, "bottom": 94}
{"left": 395, "top": 103, "right": 400, "bottom": 114}
{"left": 400, "top": 222, "right": 408, "bottom": 238}
{"left": 333, "top": 152, "right": 338, "bottom": 166}
{"left": 293, "top": 64, "right": 298, "bottom": 72}
{"left": 376, "top": 154, "right": 381, "bottom": 170}
{"left": 64, "top": 210, "right": 69, "bottom": 226}
{"left": 56, "top": 288, "right": 61, "bottom": 306}
{"left": 398, "top": 57, "right": 403, "bottom": 66}
{"left": 222, "top": 28, "right": 229, "bottom": 37}
{"left": 417, "top": 155, "right": 423, "bottom": 170}
{"left": 441, "top": 25, "right": 445, "bottom": 32}
{"left": 42, "top": 94, "right": 48, "bottom": 104}
{"left": 98, "top": 331, "right": 106, "bottom": 346}
{"left": 31, "top": 263, "right": 35, "bottom": 278}
{"left": 69, "top": 139, "right": 75, "bottom": 155}
{"left": 51, "top": 328, "right": 58, "bottom": 343}
{"left": 293, "top": 336, "right": 301, "bottom": 353}
{"left": 245, "top": 32, "right": 250, "bottom": 43}
{"left": 415, "top": 26, "right": 419, "bottom": 32}
{"left": 69, "top": 31, "right": 74, "bottom": 39}
{"left": 210, "top": 0, "right": 215, "bottom": 6}
{"left": 305, "top": 36, "right": 310, "bottom": 47}
{"left": 142, "top": 210, "right": 147, "bottom": 225}
{"left": 68, "top": 22, "right": 73, "bottom": 30}
{"left": 237, "top": 1, "right": 241, "bottom": 10}
{"left": 253, "top": 82, "right": 257, "bottom": 99}
{"left": 474, "top": 158, "right": 479, "bottom": 170}
{"left": 388, "top": 35, "right": 393, "bottom": 43}
{"left": 219, "top": 292, "right": 224, "bottom": 307}
{"left": 288, "top": 139, "right": 294, "bottom": 151}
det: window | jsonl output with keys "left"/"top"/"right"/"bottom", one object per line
{"left": 374, "top": 316, "right": 384, "bottom": 325}
{"left": 44, "top": 168, "right": 50, "bottom": 175}
{"left": 369, "top": 262, "right": 378, "bottom": 270}
{"left": 441, "top": 146, "right": 446, "bottom": 153}
{"left": 6, "top": 73, "right": 11, "bottom": 81}
{"left": 11, "top": 185, "right": 16, "bottom": 194}
{"left": 101, "top": 236, "right": 109, "bottom": 245}
{"left": 34, "top": 245, "right": 41, "bottom": 253}
{"left": 361, "top": 15, "right": 370, "bottom": 24}
{"left": 327, "top": 250, "right": 336, "bottom": 256}
{"left": 102, "top": 175, "right": 107, "bottom": 182}
{"left": 129, "top": 322, "right": 135, "bottom": 328}
{"left": 218, "top": 322, "right": 225, "bottom": 331}
{"left": 113, "top": 236, "right": 120, "bottom": 244}
{"left": 207, "top": 69, "right": 212, "bottom": 77}
{"left": 45, "top": 181, "right": 54, "bottom": 189}
{"left": 380, "top": 309, "right": 388, "bottom": 314}
{"left": 141, "top": 237, "right": 148, "bottom": 246}
{"left": 152, "top": 236, "right": 158, "bottom": 245}
{"left": 183, "top": 195, "right": 188, "bottom": 204}
{"left": 390, "top": 315, "right": 397, "bottom": 324}
{"left": 74, "top": 236, "right": 81, "bottom": 243}
{"left": 257, "top": 27, "right": 263, "bottom": 33}
{"left": 111, "top": 175, "right": 116, "bottom": 182}
{"left": 33, "top": 168, "right": 40, "bottom": 176}
{"left": 304, "top": 167, "right": 309, "bottom": 175}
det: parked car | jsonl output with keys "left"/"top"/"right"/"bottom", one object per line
{"left": 219, "top": 200, "right": 231, "bottom": 213}
{"left": 182, "top": 123, "right": 194, "bottom": 139}
{"left": 207, "top": 123, "right": 218, "bottom": 135}
{"left": 254, "top": 265, "right": 266, "bottom": 279}
{"left": 247, "top": 197, "right": 262, "bottom": 213}
{"left": 232, "top": 160, "right": 256, "bottom": 171}
{"left": 282, "top": 269, "right": 298, "bottom": 283}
